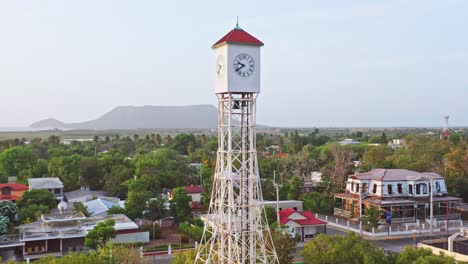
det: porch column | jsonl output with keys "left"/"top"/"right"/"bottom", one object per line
{"left": 60, "top": 239, "right": 63, "bottom": 253}
{"left": 302, "top": 227, "right": 305, "bottom": 242}
{"left": 45, "top": 239, "right": 48, "bottom": 252}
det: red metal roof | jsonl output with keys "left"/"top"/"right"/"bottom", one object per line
{"left": 184, "top": 185, "right": 203, "bottom": 194}
{"left": 212, "top": 26, "right": 264, "bottom": 48}
{"left": 279, "top": 208, "right": 327, "bottom": 226}
{"left": 0, "top": 194, "right": 21, "bottom": 201}
{"left": 0, "top": 183, "right": 28, "bottom": 190}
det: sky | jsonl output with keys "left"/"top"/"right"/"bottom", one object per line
{"left": 0, "top": 0, "right": 467, "bottom": 128}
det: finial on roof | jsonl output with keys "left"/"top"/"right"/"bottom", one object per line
{"left": 235, "top": 16, "right": 242, "bottom": 30}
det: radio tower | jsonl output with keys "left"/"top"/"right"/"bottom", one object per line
{"left": 195, "top": 23, "right": 278, "bottom": 264}
{"left": 442, "top": 115, "right": 450, "bottom": 139}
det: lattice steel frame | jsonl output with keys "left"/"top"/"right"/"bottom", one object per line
{"left": 195, "top": 92, "right": 278, "bottom": 264}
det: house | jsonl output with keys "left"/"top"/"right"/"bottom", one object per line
{"left": 83, "top": 198, "right": 124, "bottom": 216}
{"left": 0, "top": 183, "right": 28, "bottom": 202}
{"left": 388, "top": 139, "right": 406, "bottom": 150}
{"left": 301, "top": 172, "right": 323, "bottom": 193}
{"left": 338, "top": 138, "right": 361, "bottom": 145}
{"left": 334, "top": 169, "right": 462, "bottom": 225}
{"left": 28, "top": 178, "right": 64, "bottom": 199}
{"left": 8, "top": 213, "right": 148, "bottom": 260}
{"left": 168, "top": 185, "right": 203, "bottom": 202}
{"left": 279, "top": 208, "right": 327, "bottom": 241}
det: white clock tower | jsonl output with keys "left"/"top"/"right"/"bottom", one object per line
{"left": 213, "top": 23, "right": 263, "bottom": 94}
{"left": 195, "top": 23, "right": 278, "bottom": 264}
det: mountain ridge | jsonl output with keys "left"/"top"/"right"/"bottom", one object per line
{"left": 30, "top": 105, "right": 219, "bottom": 130}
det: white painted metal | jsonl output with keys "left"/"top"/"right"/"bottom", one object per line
{"left": 195, "top": 92, "right": 278, "bottom": 263}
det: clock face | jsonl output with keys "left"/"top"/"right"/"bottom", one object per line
{"left": 233, "top": 53, "right": 255, "bottom": 77}
{"left": 216, "top": 55, "right": 225, "bottom": 78}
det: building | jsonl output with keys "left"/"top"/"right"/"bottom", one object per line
{"left": 0, "top": 213, "right": 148, "bottom": 261}
{"left": 301, "top": 172, "right": 323, "bottom": 193}
{"left": 279, "top": 208, "right": 327, "bottom": 241}
{"left": 83, "top": 198, "right": 124, "bottom": 216}
{"left": 28, "top": 178, "right": 64, "bottom": 199}
{"left": 262, "top": 200, "right": 303, "bottom": 212}
{"left": 184, "top": 185, "right": 203, "bottom": 203}
{"left": 338, "top": 138, "right": 362, "bottom": 145}
{"left": 334, "top": 169, "right": 462, "bottom": 225}
{"left": 0, "top": 183, "right": 28, "bottom": 201}
{"left": 387, "top": 139, "right": 406, "bottom": 150}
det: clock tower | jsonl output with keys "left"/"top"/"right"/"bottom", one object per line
{"left": 213, "top": 23, "right": 264, "bottom": 94}
{"left": 195, "top": 23, "right": 278, "bottom": 264}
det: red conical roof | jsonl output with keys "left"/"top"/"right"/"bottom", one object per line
{"left": 212, "top": 25, "right": 264, "bottom": 48}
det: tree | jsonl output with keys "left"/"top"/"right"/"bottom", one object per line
{"left": 264, "top": 206, "right": 277, "bottom": 226}
{"left": 301, "top": 233, "right": 386, "bottom": 264}
{"left": 271, "top": 229, "right": 297, "bottom": 264}
{"left": 361, "top": 145, "right": 394, "bottom": 171}
{"left": 0, "top": 216, "right": 8, "bottom": 235}
{"left": 303, "top": 192, "right": 334, "bottom": 214}
{"left": 84, "top": 219, "right": 116, "bottom": 249}
{"left": 170, "top": 187, "right": 192, "bottom": 222}
{"left": 396, "top": 247, "right": 455, "bottom": 264}
{"left": 125, "top": 180, "right": 151, "bottom": 219}
{"left": 19, "top": 204, "right": 49, "bottom": 222}
{"left": 287, "top": 176, "right": 302, "bottom": 200}
{"left": 144, "top": 197, "right": 167, "bottom": 221}
{"left": 363, "top": 205, "right": 380, "bottom": 228}
{"left": 172, "top": 249, "right": 196, "bottom": 264}
{"left": 0, "top": 147, "right": 38, "bottom": 182}
{"left": 103, "top": 164, "right": 133, "bottom": 198}
{"left": 18, "top": 189, "right": 56, "bottom": 209}
{"left": 0, "top": 200, "right": 18, "bottom": 222}
{"left": 171, "top": 133, "right": 197, "bottom": 155}
{"left": 73, "top": 202, "right": 90, "bottom": 217}
{"left": 49, "top": 155, "right": 81, "bottom": 191}
{"left": 80, "top": 157, "right": 101, "bottom": 189}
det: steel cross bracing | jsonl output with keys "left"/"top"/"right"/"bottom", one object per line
{"left": 195, "top": 93, "right": 278, "bottom": 264}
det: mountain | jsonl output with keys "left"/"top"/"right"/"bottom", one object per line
{"left": 30, "top": 105, "right": 219, "bottom": 130}
{"left": 30, "top": 118, "right": 66, "bottom": 129}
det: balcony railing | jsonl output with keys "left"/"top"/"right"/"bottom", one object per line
{"left": 334, "top": 208, "right": 352, "bottom": 218}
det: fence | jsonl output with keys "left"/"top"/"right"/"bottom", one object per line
{"left": 315, "top": 213, "right": 467, "bottom": 238}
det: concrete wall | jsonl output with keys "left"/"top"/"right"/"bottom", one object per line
{"left": 112, "top": 232, "right": 149, "bottom": 244}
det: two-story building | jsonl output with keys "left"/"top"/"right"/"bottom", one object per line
{"left": 334, "top": 169, "right": 462, "bottom": 225}
{"left": 28, "top": 178, "right": 64, "bottom": 199}
{"left": 0, "top": 183, "right": 28, "bottom": 202}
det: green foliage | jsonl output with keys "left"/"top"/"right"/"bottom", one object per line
{"left": 271, "top": 229, "right": 297, "bottom": 264}
{"left": 49, "top": 155, "right": 81, "bottom": 191}
{"left": 396, "top": 247, "right": 455, "bottom": 264}
{"left": 0, "top": 147, "right": 38, "bottom": 183}
{"left": 171, "top": 249, "right": 196, "bottom": 264}
{"left": 107, "top": 206, "right": 127, "bottom": 215}
{"left": 79, "top": 157, "right": 101, "bottom": 190}
{"left": 179, "top": 222, "right": 204, "bottom": 241}
{"left": 18, "top": 204, "right": 49, "bottom": 221}
{"left": 144, "top": 197, "right": 167, "bottom": 221}
{"left": 301, "top": 233, "right": 386, "bottom": 264}
{"left": 287, "top": 176, "right": 302, "bottom": 200}
{"left": 124, "top": 179, "right": 151, "bottom": 219}
{"left": 363, "top": 205, "right": 381, "bottom": 228}
{"left": 141, "top": 223, "right": 161, "bottom": 240}
{"left": 303, "top": 192, "right": 334, "bottom": 214}
{"left": 0, "top": 200, "right": 18, "bottom": 222}
{"left": 17, "top": 189, "right": 56, "bottom": 209}
{"left": 170, "top": 187, "right": 192, "bottom": 222}
{"left": 102, "top": 164, "right": 133, "bottom": 198}
{"left": 393, "top": 135, "right": 447, "bottom": 172}
{"left": 0, "top": 216, "right": 9, "bottom": 235}
{"left": 171, "top": 133, "right": 197, "bottom": 155}
{"left": 264, "top": 206, "right": 277, "bottom": 226}
{"left": 84, "top": 219, "right": 116, "bottom": 249}
{"left": 360, "top": 145, "right": 394, "bottom": 171}
{"left": 73, "top": 202, "right": 90, "bottom": 217}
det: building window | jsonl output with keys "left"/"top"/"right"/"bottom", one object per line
{"left": 422, "top": 184, "right": 428, "bottom": 194}
{"left": 416, "top": 184, "right": 421, "bottom": 195}
{"left": 356, "top": 183, "right": 360, "bottom": 193}
{"left": 387, "top": 185, "right": 393, "bottom": 194}
{"left": 351, "top": 182, "right": 354, "bottom": 192}
{"left": 373, "top": 184, "right": 377, "bottom": 194}
{"left": 362, "top": 183, "right": 367, "bottom": 193}
{"left": 436, "top": 182, "right": 441, "bottom": 192}
{"left": 1, "top": 187, "right": 11, "bottom": 195}
{"left": 397, "top": 183, "right": 403, "bottom": 194}
{"left": 409, "top": 184, "right": 413, "bottom": 194}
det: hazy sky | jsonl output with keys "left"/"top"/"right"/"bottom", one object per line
{"left": 0, "top": 1, "right": 467, "bottom": 127}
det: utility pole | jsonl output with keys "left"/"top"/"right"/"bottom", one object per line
{"left": 430, "top": 178, "right": 434, "bottom": 234}
{"left": 274, "top": 171, "right": 280, "bottom": 227}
